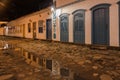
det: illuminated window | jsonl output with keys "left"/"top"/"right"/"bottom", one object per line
{"left": 38, "top": 20, "right": 43, "bottom": 33}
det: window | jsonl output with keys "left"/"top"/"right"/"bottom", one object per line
{"left": 17, "top": 26, "right": 20, "bottom": 33}
{"left": 74, "top": 13, "right": 84, "bottom": 31}
{"left": 72, "top": 9, "right": 85, "bottom": 43}
{"left": 12, "top": 26, "right": 15, "bottom": 33}
{"left": 38, "top": 20, "right": 43, "bottom": 33}
{"left": 59, "top": 13, "right": 69, "bottom": 42}
{"left": 20, "top": 25, "right": 22, "bottom": 33}
{"left": 60, "top": 15, "right": 68, "bottom": 32}
{"left": 39, "top": 27, "right": 43, "bottom": 33}
{"left": 28, "top": 23, "right": 31, "bottom": 33}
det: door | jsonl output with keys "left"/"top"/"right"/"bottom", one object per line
{"left": 46, "top": 19, "right": 52, "bottom": 40}
{"left": 73, "top": 10, "right": 85, "bottom": 44}
{"left": 23, "top": 24, "right": 25, "bottom": 38}
{"left": 91, "top": 4, "right": 110, "bottom": 45}
{"left": 60, "top": 14, "right": 69, "bottom": 42}
{"left": 33, "top": 22, "right": 36, "bottom": 39}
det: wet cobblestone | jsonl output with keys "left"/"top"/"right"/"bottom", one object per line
{"left": 0, "top": 36, "right": 120, "bottom": 80}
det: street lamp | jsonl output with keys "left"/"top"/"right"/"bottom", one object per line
{"left": 51, "top": 6, "right": 54, "bottom": 12}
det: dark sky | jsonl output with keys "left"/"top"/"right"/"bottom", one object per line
{"left": 0, "top": 0, "right": 53, "bottom": 21}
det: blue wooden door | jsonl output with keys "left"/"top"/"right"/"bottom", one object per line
{"left": 91, "top": 4, "right": 110, "bottom": 45}
{"left": 46, "top": 19, "right": 52, "bottom": 40}
{"left": 73, "top": 10, "right": 85, "bottom": 44}
{"left": 60, "top": 14, "right": 69, "bottom": 42}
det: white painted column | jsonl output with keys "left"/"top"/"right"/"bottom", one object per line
{"left": 110, "top": 4, "right": 119, "bottom": 46}
{"left": 85, "top": 10, "right": 92, "bottom": 45}
{"left": 69, "top": 15, "right": 73, "bottom": 42}
{"left": 56, "top": 17, "right": 60, "bottom": 41}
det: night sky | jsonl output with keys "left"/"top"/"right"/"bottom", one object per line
{"left": 0, "top": 0, "right": 53, "bottom": 21}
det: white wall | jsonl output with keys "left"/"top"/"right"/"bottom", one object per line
{"left": 55, "top": 0, "right": 119, "bottom": 46}
{"left": 7, "top": 7, "right": 52, "bottom": 39}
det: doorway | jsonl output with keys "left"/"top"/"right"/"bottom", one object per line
{"left": 91, "top": 4, "right": 110, "bottom": 45}
{"left": 33, "top": 22, "right": 36, "bottom": 39}
{"left": 46, "top": 19, "right": 52, "bottom": 40}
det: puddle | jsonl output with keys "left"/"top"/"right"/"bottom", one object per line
{"left": 46, "top": 60, "right": 52, "bottom": 71}
{"left": 15, "top": 48, "right": 74, "bottom": 79}
{"left": 0, "top": 43, "right": 87, "bottom": 80}
{"left": 60, "top": 68, "right": 69, "bottom": 77}
{"left": 39, "top": 56, "right": 45, "bottom": 67}
{"left": 74, "top": 73, "right": 86, "bottom": 80}
{"left": 27, "top": 52, "right": 31, "bottom": 59}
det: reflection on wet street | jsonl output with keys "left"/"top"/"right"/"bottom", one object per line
{"left": 0, "top": 36, "right": 120, "bottom": 80}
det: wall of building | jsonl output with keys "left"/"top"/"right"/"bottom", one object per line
{"left": 6, "top": 0, "right": 120, "bottom": 47}
{"left": 7, "top": 20, "right": 23, "bottom": 37}
{"left": 7, "top": 7, "right": 52, "bottom": 39}
{"left": 56, "top": 0, "right": 76, "bottom": 8}
{"left": 55, "top": 0, "right": 119, "bottom": 47}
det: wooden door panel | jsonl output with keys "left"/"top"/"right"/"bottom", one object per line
{"left": 91, "top": 4, "right": 110, "bottom": 45}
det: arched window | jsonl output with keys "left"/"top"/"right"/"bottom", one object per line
{"left": 59, "top": 13, "right": 69, "bottom": 42}
{"left": 72, "top": 9, "right": 85, "bottom": 44}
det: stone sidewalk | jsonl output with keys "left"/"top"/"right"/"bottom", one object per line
{"left": 0, "top": 36, "right": 120, "bottom": 80}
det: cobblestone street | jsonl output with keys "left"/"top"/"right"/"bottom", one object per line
{"left": 0, "top": 36, "right": 120, "bottom": 80}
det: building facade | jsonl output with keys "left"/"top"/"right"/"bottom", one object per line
{"left": 53, "top": 0, "right": 120, "bottom": 47}
{"left": 5, "top": 0, "right": 120, "bottom": 47}
{"left": 7, "top": 7, "right": 52, "bottom": 40}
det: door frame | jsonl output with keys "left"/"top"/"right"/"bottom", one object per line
{"left": 90, "top": 3, "right": 111, "bottom": 45}
{"left": 117, "top": 1, "right": 120, "bottom": 45}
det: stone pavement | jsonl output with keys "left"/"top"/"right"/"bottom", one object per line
{"left": 0, "top": 36, "right": 120, "bottom": 80}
